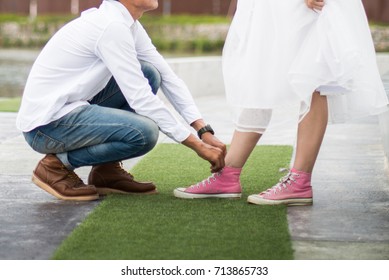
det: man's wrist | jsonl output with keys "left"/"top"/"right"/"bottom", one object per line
{"left": 197, "top": 124, "right": 215, "bottom": 139}
{"left": 190, "top": 119, "right": 206, "bottom": 131}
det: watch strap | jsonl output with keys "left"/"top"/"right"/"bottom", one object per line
{"left": 197, "top": 124, "right": 214, "bottom": 139}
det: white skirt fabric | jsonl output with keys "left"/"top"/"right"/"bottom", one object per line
{"left": 223, "top": 0, "right": 389, "bottom": 132}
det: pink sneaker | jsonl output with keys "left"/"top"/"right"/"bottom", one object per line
{"left": 247, "top": 168, "right": 313, "bottom": 206}
{"left": 173, "top": 166, "right": 242, "bottom": 199}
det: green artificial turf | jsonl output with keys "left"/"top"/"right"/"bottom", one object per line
{"left": 52, "top": 144, "right": 294, "bottom": 260}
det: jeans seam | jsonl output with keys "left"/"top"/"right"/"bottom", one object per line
{"left": 56, "top": 123, "right": 148, "bottom": 148}
{"left": 32, "top": 130, "right": 65, "bottom": 152}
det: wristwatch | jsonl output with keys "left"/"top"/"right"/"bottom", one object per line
{"left": 197, "top": 124, "right": 215, "bottom": 139}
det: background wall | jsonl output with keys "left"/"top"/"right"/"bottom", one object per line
{"left": 363, "top": 0, "right": 389, "bottom": 23}
{"left": 0, "top": 0, "right": 387, "bottom": 23}
{"left": 0, "top": 0, "right": 231, "bottom": 16}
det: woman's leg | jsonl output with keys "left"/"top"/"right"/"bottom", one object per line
{"left": 225, "top": 131, "right": 262, "bottom": 168}
{"left": 174, "top": 107, "right": 270, "bottom": 199}
{"left": 247, "top": 91, "right": 328, "bottom": 206}
{"left": 293, "top": 91, "right": 328, "bottom": 173}
{"left": 225, "top": 91, "right": 328, "bottom": 172}
{"left": 174, "top": 128, "right": 264, "bottom": 199}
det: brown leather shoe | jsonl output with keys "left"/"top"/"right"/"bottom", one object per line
{"left": 32, "top": 154, "right": 99, "bottom": 201}
{"left": 88, "top": 162, "right": 157, "bottom": 195}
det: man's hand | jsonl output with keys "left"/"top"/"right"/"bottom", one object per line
{"left": 182, "top": 134, "right": 225, "bottom": 173}
{"left": 190, "top": 119, "right": 227, "bottom": 157}
{"left": 305, "top": 0, "right": 325, "bottom": 11}
{"left": 201, "top": 132, "right": 227, "bottom": 158}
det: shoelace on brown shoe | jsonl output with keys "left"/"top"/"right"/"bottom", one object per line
{"left": 114, "top": 162, "right": 134, "bottom": 180}
{"left": 60, "top": 166, "right": 83, "bottom": 183}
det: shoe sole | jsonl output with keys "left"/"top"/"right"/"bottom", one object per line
{"left": 96, "top": 188, "right": 158, "bottom": 195}
{"left": 32, "top": 174, "right": 99, "bottom": 201}
{"left": 173, "top": 189, "right": 241, "bottom": 199}
{"left": 247, "top": 195, "right": 312, "bottom": 206}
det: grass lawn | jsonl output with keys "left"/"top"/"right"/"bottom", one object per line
{"left": 0, "top": 97, "right": 20, "bottom": 112}
{"left": 52, "top": 143, "right": 294, "bottom": 260}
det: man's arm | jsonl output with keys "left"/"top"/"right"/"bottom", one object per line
{"left": 96, "top": 22, "right": 225, "bottom": 171}
{"left": 134, "top": 23, "right": 203, "bottom": 126}
{"left": 96, "top": 21, "right": 191, "bottom": 142}
{"left": 135, "top": 23, "right": 227, "bottom": 156}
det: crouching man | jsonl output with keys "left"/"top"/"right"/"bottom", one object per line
{"left": 16, "top": 0, "right": 226, "bottom": 201}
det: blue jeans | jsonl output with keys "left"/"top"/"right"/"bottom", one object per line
{"left": 23, "top": 61, "right": 161, "bottom": 170}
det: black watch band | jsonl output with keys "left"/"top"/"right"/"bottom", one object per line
{"left": 197, "top": 124, "right": 214, "bottom": 139}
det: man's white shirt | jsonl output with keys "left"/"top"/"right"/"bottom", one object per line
{"left": 16, "top": 0, "right": 201, "bottom": 142}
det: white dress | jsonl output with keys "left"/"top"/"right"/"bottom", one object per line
{"left": 223, "top": 0, "right": 389, "bottom": 132}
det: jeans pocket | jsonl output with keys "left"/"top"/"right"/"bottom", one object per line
{"left": 30, "top": 130, "right": 65, "bottom": 154}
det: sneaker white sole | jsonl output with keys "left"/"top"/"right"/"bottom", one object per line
{"left": 173, "top": 188, "right": 241, "bottom": 199}
{"left": 247, "top": 194, "right": 312, "bottom": 206}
